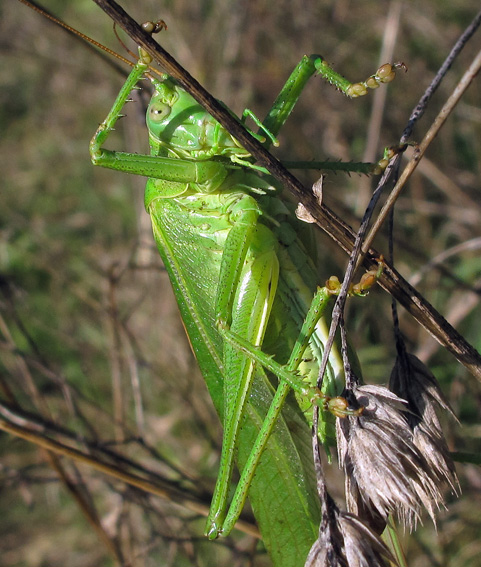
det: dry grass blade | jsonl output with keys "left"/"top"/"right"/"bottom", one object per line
{"left": 336, "top": 385, "right": 449, "bottom": 529}
{"left": 0, "top": 403, "right": 260, "bottom": 538}
{"left": 0, "top": 311, "right": 124, "bottom": 562}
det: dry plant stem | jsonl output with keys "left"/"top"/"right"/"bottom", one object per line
{"left": 0, "top": 313, "right": 123, "bottom": 562}
{"left": 357, "top": 0, "right": 402, "bottom": 213}
{"left": 363, "top": 1, "right": 402, "bottom": 162}
{"left": 90, "top": 0, "right": 481, "bottom": 381}
{"left": 362, "top": 47, "right": 481, "bottom": 256}
{"left": 106, "top": 267, "right": 125, "bottom": 441}
{"left": 0, "top": 408, "right": 261, "bottom": 539}
{"left": 409, "top": 237, "right": 481, "bottom": 288}
{"left": 385, "top": 9, "right": 481, "bottom": 374}
{"left": 45, "top": 451, "right": 124, "bottom": 562}
{"left": 316, "top": 156, "right": 400, "bottom": 389}
{"left": 122, "top": 324, "right": 145, "bottom": 436}
{"left": 401, "top": 8, "right": 481, "bottom": 143}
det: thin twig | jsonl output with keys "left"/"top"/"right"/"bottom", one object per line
{"left": 0, "top": 404, "right": 261, "bottom": 539}
{"left": 401, "top": 8, "right": 481, "bottom": 142}
{"left": 356, "top": 0, "right": 402, "bottom": 213}
{"left": 0, "top": 312, "right": 124, "bottom": 562}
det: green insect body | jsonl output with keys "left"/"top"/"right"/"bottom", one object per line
{"left": 90, "top": 45, "right": 396, "bottom": 566}
{"left": 144, "top": 69, "right": 344, "bottom": 543}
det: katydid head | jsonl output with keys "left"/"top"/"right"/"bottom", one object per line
{"left": 147, "top": 78, "right": 203, "bottom": 150}
{"left": 146, "top": 78, "right": 247, "bottom": 162}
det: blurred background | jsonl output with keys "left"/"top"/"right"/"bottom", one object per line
{"left": 1, "top": 1, "right": 480, "bottom": 565}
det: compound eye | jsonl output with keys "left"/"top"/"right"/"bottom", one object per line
{"left": 148, "top": 102, "right": 171, "bottom": 122}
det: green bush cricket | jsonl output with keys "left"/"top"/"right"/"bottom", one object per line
{"left": 88, "top": 17, "right": 397, "bottom": 561}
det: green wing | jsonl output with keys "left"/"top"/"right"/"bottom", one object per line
{"left": 148, "top": 193, "right": 321, "bottom": 566}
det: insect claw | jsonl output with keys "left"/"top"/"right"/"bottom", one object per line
{"left": 394, "top": 61, "right": 408, "bottom": 73}
{"left": 142, "top": 20, "right": 168, "bottom": 35}
{"left": 325, "top": 275, "right": 342, "bottom": 294}
{"left": 326, "top": 396, "right": 364, "bottom": 418}
{"left": 350, "top": 257, "right": 384, "bottom": 295}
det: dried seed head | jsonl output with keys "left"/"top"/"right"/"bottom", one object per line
{"left": 389, "top": 353, "right": 459, "bottom": 493}
{"left": 305, "top": 490, "right": 396, "bottom": 567}
{"left": 336, "top": 385, "right": 447, "bottom": 530}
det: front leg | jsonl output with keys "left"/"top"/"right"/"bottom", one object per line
{"left": 89, "top": 50, "right": 230, "bottom": 193}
